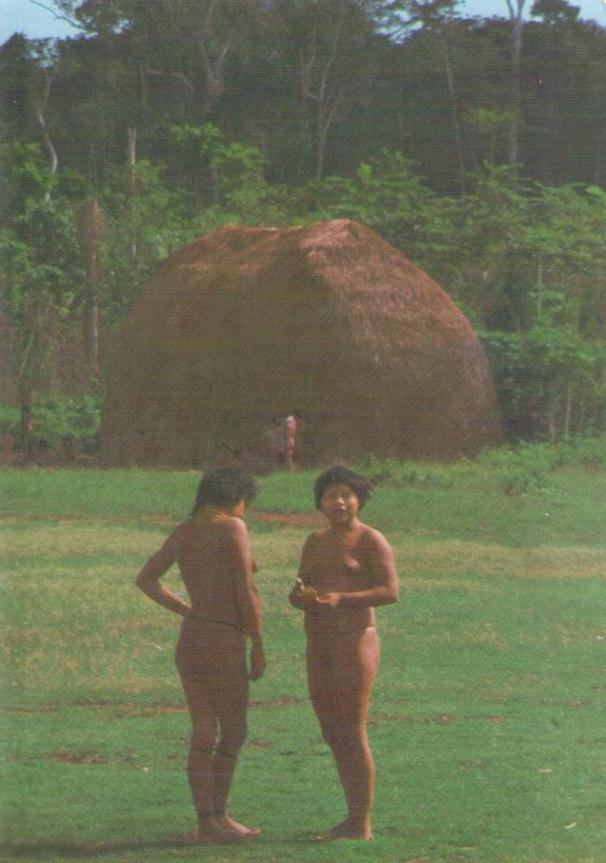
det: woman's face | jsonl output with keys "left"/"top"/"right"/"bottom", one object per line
{"left": 320, "top": 483, "right": 360, "bottom": 526}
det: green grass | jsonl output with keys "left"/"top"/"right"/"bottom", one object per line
{"left": 1, "top": 463, "right": 606, "bottom": 862}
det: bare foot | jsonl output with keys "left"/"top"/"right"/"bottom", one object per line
{"left": 184, "top": 815, "right": 250, "bottom": 844}
{"left": 327, "top": 818, "right": 351, "bottom": 835}
{"left": 318, "top": 818, "right": 373, "bottom": 841}
{"left": 217, "top": 814, "right": 261, "bottom": 837}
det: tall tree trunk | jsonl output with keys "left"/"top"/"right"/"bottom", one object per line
{"left": 77, "top": 199, "right": 106, "bottom": 379}
{"left": 127, "top": 127, "right": 137, "bottom": 259}
{"left": 195, "top": 0, "right": 230, "bottom": 119}
{"left": 197, "top": 40, "right": 230, "bottom": 119}
{"left": 315, "top": 96, "right": 340, "bottom": 180}
{"left": 300, "top": 2, "right": 347, "bottom": 181}
{"left": 83, "top": 301, "right": 100, "bottom": 378}
{"left": 442, "top": 41, "right": 465, "bottom": 195}
{"left": 504, "top": 0, "right": 527, "bottom": 170}
{"left": 547, "top": 399, "right": 557, "bottom": 443}
{"left": 563, "top": 384, "right": 573, "bottom": 440}
{"left": 19, "top": 390, "right": 33, "bottom": 466}
{"left": 37, "top": 69, "right": 58, "bottom": 202}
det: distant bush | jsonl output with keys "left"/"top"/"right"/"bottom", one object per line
{"left": 356, "top": 454, "right": 466, "bottom": 489}
{"left": 555, "top": 435, "right": 606, "bottom": 468}
{"left": 479, "top": 437, "right": 606, "bottom": 493}
{"left": 0, "top": 395, "right": 101, "bottom": 453}
{"left": 358, "top": 436, "right": 606, "bottom": 497}
{"left": 0, "top": 403, "right": 20, "bottom": 437}
{"left": 476, "top": 442, "right": 556, "bottom": 495}
{"left": 33, "top": 395, "right": 101, "bottom": 453}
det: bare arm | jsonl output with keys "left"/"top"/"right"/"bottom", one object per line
{"left": 314, "top": 530, "right": 399, "bottom": 609}
{"left": 231, "top": 519, "right": 265, "bottom": 680}
{"left": 288, "top": 533, "right": 319, "bottom": 609}
{"left": 135, "top": 530, "right": 191, "bottom": 618}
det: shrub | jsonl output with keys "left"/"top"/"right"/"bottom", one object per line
{"left": 555, "top": 435, "right": 606, "bottom": 468}
{"left": 356, "top": 454, "right": 460, "bottom": 489}
{"left": 0, "top": 403, "right": 20, "bottom": 437}
{"left": 0, "top": 395, "right": 101, "bottom": 453}
{"left": 478, "top": 442, "right": 557, "bottom": 495}
{"left": 34, "top": 395, "right": 101, "bottom": 452}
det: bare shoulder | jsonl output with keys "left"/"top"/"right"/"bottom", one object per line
{"left": 303, "top": 528, "right": 327, "bottom": 549}
{"left": 359, "top": 523, "right": 392, "bottom": 551}
{"left": 223, "top": 515, "right": 250, "bottom": 537}
{"left": 168, "top": 519, "right": 190, "bottom": 545}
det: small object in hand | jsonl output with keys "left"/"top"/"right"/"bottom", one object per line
{"left": 300, "top": 585, "right": 317, "bottom": 600}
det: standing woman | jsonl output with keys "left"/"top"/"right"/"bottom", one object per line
{"left": 136, "top": 467, "right": 264, "bottom": 844}
{"left": 289, "top": 466, "right": 398, "bottom": 840}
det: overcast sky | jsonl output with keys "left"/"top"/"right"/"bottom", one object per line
{"left": 1, "top": 0, "right": 605, "bottom": 43}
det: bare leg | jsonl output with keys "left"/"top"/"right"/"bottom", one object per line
{"left": 211, "top": 739, "right": 260, "bottom": 835}
{"left": 330, "top": 630, "right": 378, "bottom": 837}
{"left": 178, "top": 627, "right": 258, "bottom": 842}
{"left": 179, "top": 675, "right": 217, "bottom": 823}
{"left": 212, "top": 749, "right": 238, "bottom": 816}
{"left": 179, "top": 676, "right": 243, "bottom": 843}
{"left": 307, "top": 627, "right": 379, "bottom": 840}
{"left": 187, "top": 745, "right": 215, "bottom": 822}
{"left": 210, "top": 653, "right": 260, "bottom": 836}
{"left": 212, "top": 749, "right": 259, "bottom": 836}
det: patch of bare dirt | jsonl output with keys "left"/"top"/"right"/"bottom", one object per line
{"left": 0, "top": 514, "right": 175, "bottom": 524}
{"left": 252, "top": 511, "right": 324, "bottom": 528}
{"left": 2, "top": 511, "right": 321, "bottom": 527}
{"left": 109, "top": 704, "right": 186, "bottom": 718}
{"left": 4, "top": 697, "right": 306, "bottom": 719}
{"left": 370, "top": 712, "right": 508, "bottom": 726}
{"left": 46, "top": 752, "right": 113, "bottom": 765}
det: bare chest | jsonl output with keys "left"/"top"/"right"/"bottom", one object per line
{"left": 309, "top": 537, "right": 372, "bottom": 592}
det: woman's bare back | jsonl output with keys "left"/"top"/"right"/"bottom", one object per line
{"left": 139, "top": 511, "right": 261, "bottom": 636}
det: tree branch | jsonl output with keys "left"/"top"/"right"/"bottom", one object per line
{"left": 27, "top": 0, "right": 81, "bottom": 28}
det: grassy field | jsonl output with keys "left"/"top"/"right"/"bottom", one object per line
{"left": 1, "top": 460, "right": 606, "bottom": 863}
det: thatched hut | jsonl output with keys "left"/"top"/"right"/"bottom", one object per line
{"left": 101, "top": 219, "right": 502, "bottom": 466}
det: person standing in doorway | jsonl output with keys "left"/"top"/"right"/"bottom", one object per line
{"left": 283, "top": 413, "right": 297, "bottom": 472}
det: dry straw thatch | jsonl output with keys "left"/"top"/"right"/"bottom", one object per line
{"left": 101, "top": 219, "right": 502, "bottom": 466}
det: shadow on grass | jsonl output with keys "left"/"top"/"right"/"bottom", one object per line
{"left": 0, "top": 834, "right": 322, "bottom": 858}
{"left": 0, "top": 840, "right": 190, "bottom": 859}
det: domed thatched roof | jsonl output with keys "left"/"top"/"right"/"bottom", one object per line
{"left": 101, "top": 219, "right": 502, "bottom": 466}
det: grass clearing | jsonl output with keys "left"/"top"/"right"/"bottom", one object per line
{"left": 1, "top": 464, "right": 606, "bottom": 862}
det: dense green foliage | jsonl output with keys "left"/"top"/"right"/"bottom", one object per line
{"left": 1, "top": 1, "right": 605, "bottom": 448}
{"left": 2, "top": 463, "right": 606, "bottom": 861}
{"left": 3, "top": 436, "right": 606, "bottom": 515}
{"left": 0, "top": 394, "right": 100, "bottom": 452}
